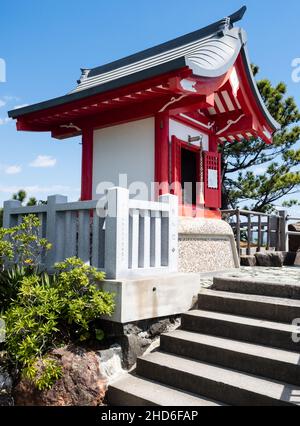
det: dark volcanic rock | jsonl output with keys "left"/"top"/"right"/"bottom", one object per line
{"left": 0, "top": 352, "right": 14, "bottom": 406}
{"left": 289, "top": 222, "right": 300, "bottom": 252}
{"left": 255, "top": 252, "right": 284, "bottom": 268}
{"left": 14, "top": 346, "right": 108, "bottom": 406}
{"left": 0, "top": 367, "right": 13, "bottom": 406}
{"left": 101, "top": 316, "right": 181, "bottom": 369}
{"left": 240, "top": 255, "right": 257, "bottom": 267}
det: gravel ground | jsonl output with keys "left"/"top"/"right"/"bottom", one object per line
{"left": 199, "top": 266, "right": 300, "bottom": 289}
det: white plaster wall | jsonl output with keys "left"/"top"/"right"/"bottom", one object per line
{"left": 169, "top": 119, "right": 209, "bottom": 151}
{"left": 93, "top": 118, "right": 155, "bottom": 200}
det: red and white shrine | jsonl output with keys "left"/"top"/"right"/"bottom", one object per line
{"left": 8, "top": 7, "right": 279, "bottom": 273}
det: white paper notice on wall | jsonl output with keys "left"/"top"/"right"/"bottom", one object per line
{"left": 208, "top": 169, "right": 218, "bottom": 189}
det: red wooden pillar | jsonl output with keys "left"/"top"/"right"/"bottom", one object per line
{"left": 81, "top": 127, "right": 94, "bottom": 201}
{"left": 155, "top": 112, "right": 169, "bottom": 196}
{"left": 209, "top": 131, "right": 219, "bottom": 153}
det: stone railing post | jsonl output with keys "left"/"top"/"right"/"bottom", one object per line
{"left": 269, "top": 215, "right": 278, "bottom": 249}
{"left": 45, "top": 195, "right": 68, "bottom": 270}
{"left": 3, "top": 200, "right": 21, "bottom": 228}
{"left": 278, "top": 209, "right": 289, "bottom": 252}
{"left": 105, "top": 187, "right": 129, "bottom": 280}
{"left": 159, "top": 194, "right": 178, "bottom": 273}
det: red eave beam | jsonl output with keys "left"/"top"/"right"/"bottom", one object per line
{"left": 16, "top": 119, "right": 49, "bottom": 132}
{"left": 167, "top": 94, "right": 215, "bottom": 116}
{"left": 215, "top": 114, "right": 254, "bottom": 138}
{"left": 51, "top": 127, "right": 82, "bottom": 139}
{"left": 13, "top": 68, "right": 192, "bottom": 132}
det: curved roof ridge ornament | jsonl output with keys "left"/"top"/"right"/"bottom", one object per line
{"left": 218, "top": 6, "right": 247, "bottom": 36}
{"left": 224, "top": 16, "right": 231, "bottom": 30}
{"left": 77, "top": 68, "right": 91, "bottom": 85}
{"left": 218, "top": 16, "right": 231, "bottom": 35}
{"left": 228, "top": 6, "right": 247, "bottom": 26}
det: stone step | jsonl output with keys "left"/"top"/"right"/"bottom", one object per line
{"left": 161, "top": 330, "right": 300, "bottom": 386}
{"left": 181, "top": 310, "right": 300, "bottom": 352}
{"left": 198, "top": 289, "right": 300, "bottom": 323}
{"left": 212, "top": 276, "right": 300, "bottom": 300}
{"left": 136, "top": 351, "right": 300, "bottom": 406}
{"left": 108, "top": 373, "right": 224, "bottom": 406}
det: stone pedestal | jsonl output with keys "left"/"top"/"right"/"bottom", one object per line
{"left": 100, "top": 273, "right": 200, "bottom": 323}
{"left": 178, "top": 217, "right": 239, "bottom": 274}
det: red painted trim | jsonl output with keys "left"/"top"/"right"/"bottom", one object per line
{"left": 14, "top": 68, "right": 191, "bottom": 128}
{"left": 155, "top": 113, "right": 170, "bottom": 196}
{"left": 204, "top": 151, "right": 222, "bottom": 209}
{"left": 171, "top": 135, "right": 182, "bottom": 201}
{"left": 84, "top": 97, "right": 170, "bottom": 133}
{"left": 171, "top": 114, "right": 213, "bottom": 134}
{"left": 15, "top": 52, "right": 276, "bottom": 150}
{"left": 165, "top": 95, "right": 213, "bottom": 116}
{"left": 209, "top": 132, "right": 218, "bottom": 152}
{"left": 14, "top": 67, "right": 231, "bottom": 134}
{"left": 81, "top": 127, "right": 94, "bottom": 201}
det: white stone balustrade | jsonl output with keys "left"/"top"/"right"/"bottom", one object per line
{"left": 3, "top": 188, "right": 178, "bottom": 280}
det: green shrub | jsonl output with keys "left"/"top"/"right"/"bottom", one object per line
{"left": 0, "top": 266, "right": 28, "bottom": 312}
{"left": 0, "top": 216, "right": 115, "bottom": 391}
{"left": 0, "top": 227, "right": 14, "bottom": 266}
{"left": 0, "top": 215, "right": 51, "bottom": 268}
{"left": 0, "top": 215, "right": 52, "bottom": 312}
{"left": 4, "top": 258, "right": 115, "bottom": 390}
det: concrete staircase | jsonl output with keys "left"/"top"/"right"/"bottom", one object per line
{"left": 108, "top": 277, "right": 300, "bottom": 406}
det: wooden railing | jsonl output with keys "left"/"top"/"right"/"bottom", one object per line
{"left": 222, "top": 209, "right": 281, "bottom": 257}
{"left": 3, "top": 187, "right": 178, "bottom": 280}
{"left": 278, "top": 211, "right": 300, "bottom": 252}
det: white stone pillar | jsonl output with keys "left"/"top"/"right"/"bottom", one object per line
{"left": 105, "top": 187, "right": 129, "bottom": 279}
{"left": 159, "top": 194, "right": 178, "bottom": 273}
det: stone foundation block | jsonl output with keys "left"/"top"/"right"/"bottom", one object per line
{"left": 255, "top": 252, "right": 284, "bottom": 268}
{"left": 240, "top": 255, "right": 257, "bottom": 267}
{"left": 100, "top": 273, "right": 200, "bottom": 324}
{"left": 178, "top": 217, "right": 239, "bottom": 274}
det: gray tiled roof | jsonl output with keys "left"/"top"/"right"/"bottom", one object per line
{"left": 72, "top": 12, "right": 246, "bottom": 93}
{"left": 8, "top": 6, "right": 280, "bottom": 131}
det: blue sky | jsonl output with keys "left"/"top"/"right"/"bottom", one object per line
{"left": 1, "top": 0, "right": 300, "bottom": 210}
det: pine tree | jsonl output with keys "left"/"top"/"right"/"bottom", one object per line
{"left": 221, "top": 66, "right": 300, "bottom": 212}
{"left": 0, "top": 191, "right": 43, "bottom": 227}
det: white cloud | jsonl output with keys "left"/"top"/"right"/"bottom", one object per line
{"left": 0, "top": 96, "right": 23, "bottom": 110}
{"left": 253, "top": 167, "right": 266, "bottom": 174}
{"left": 3, "top": 96, "right": 20, "bottom": 102}
{"left": 29, "top": 155, "right": 57, "bottom": 168}
{"left": 0, "top": 117, "right": 12, "bottom": 125}
{"left": 0, "top": 185, "right": 80, "bottom": 206}
{"left": 0, "top": 185, "right": 79, "bottom": 195}
{"left": 249, "top": 165, "right": 268, "bottom": 175}
{"left": 4, "top": 165, "right": 22, "bottom": 175}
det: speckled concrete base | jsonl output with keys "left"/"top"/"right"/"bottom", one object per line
{"left": 178, "top": 217, "right": 239, "bottom": 274}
